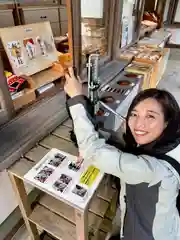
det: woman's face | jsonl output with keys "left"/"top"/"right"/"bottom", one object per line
{"left": 128, "top": 98, "right": 167, "bottom": 145}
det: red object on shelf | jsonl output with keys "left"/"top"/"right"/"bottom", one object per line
{"left": 7, "top": 74, "right": 28, "bottom": 93}
{"left": 96, "top": 108, "right": 105, "bottom": 116}
{"left": 117, "top": 80, "right": 131, "bottom": 86}
{"left": 124, "top": 73, "right": 138, "bottom": 78}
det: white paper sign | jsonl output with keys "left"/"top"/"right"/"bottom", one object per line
{"left": 81, "top": 0, "right": 104, "bottom": 18}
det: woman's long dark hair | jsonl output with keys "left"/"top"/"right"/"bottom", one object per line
{"left": 124, "top": 88, "right": 180, "bottom": 156}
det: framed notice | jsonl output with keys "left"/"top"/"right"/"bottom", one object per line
{"left": 0, "top": 22, "right": 58, "bottom": 76}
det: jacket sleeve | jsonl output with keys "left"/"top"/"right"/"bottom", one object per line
{"left": 68, "top": 96, "right": 167, "bottom": 185}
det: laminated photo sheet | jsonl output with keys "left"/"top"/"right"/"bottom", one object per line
{"left": 24, "top": 148, "right": 104, "bottom": 210}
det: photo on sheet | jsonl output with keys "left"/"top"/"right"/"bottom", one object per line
{"left": 59, "top": 174, "right": 72, "bottom": 185}
{"left": 34, "top": 166, "right": 54, "bottom": 183}
{"left": 68, "top": 162, "right": 81, "bottom": 172}
{"left": 72, "top": 184, "right": 87, "bottom": 198}
{"left": 23, "top": 38, "right": 36, "bottom": 59}
{"left": 48, "top": 153, "right": 66, "bottom": 167}
{"left": 7, "top": 41, "right": 25, "bottom": 68}
{"left": 53, "top": 180, "right": 67, "bottom": 193}
{"left": 36, "top": 36, "right": 47, "bottom": 56}
{"left": 53, "top": 174, "right": 72, "bottom": 193}
{"left": 68, "top": 156, "right": 83, "bottom": 172}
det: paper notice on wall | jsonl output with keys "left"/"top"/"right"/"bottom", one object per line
{"left": 81, "top": 0, "right": 103, "bottom": 18}
{"left": 121, "top": 17, "right": 129, "bottom": 48}
{"left": 127, "top": 17, "right": 134, "bottom": 44}
{"left": 7, "top": 41, "right": 25, "bottom": 68}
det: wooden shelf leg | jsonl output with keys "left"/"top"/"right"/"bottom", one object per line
{"left": 75, "top": 209, "right": 88, "bottom": 240}
{"left": 9, "top": 173, "right": 40, "bottom": 240}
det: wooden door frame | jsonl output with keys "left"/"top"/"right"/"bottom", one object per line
{"left": 155, "top": 0, "right": 168, "bottom": 26}
{"left": 66, "top": 0, "right": 121, "bottom": 73}
{"left": 112, "top": 0, "right": 145, "bottom": 59}
{"left": 0, "top": 53, "right": 15, "bottom": 125}
{"left": 66, "top": 0, "right": 81, "bottom": 74}
{"left": 165, "top": 0, "right": 179, "bottom": 24}
{"left": 171, "top": 0, "right": 180, "bottom": 24}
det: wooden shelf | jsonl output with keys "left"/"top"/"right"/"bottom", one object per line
{"left": 97, "top": 177, "right": 116, "bottom": 202}
{"left": 32, "top": 193, "right": 112, "bottom": 240}
{"left": 29, "top": 204, "right": 77, "bottom": 240}
{"left": 30, "top": 67, "right": 64, "bottom": 91}
{"left": 39, "top": 194, "right": 104, "bottom": 233}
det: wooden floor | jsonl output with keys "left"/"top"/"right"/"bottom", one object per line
{"left": 11, "top": 225, "right": 55, "bottom": 240}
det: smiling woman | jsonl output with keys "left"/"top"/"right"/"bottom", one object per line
{"left": 124, "top": 88, "right": 180, "bottom": 154}
{"left": 64, "top": 67, "right": 180, "bottom": 240}
{"left": 128, "top": 98, "right": 167, "bottom": 145}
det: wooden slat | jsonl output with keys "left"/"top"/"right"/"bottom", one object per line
{"left": 39, "top": 194, "right": 103, "bottom": 233}
{"left": 100, "top": 218, "right": 112, "bottom": 233}
{"left": 29, "top": 204, "right": 76, "bottom": 240}
{"left": 104, "top": 205, "right": 115, "bottom": 221}
{"left": 25, "top": 145, "right": 49, "bottom": 163}
{"left": 52, "top": 125, "right": 71, "bottom": 141}
{"left": 39, "top": 135, "right": 78, "bottom": 156}
{"left": 62, "top": 118, "right": 72, "bottom": 128}
{"left": 8, "top": 158, "right": 35, "bottom": 179}
{"left": 91, "top": 230, "right": 107, "bottom": 240}
{"left": 9, "top": 174, "right": 40, "bottom": 240}
{"left": 39, "top": 194, "right": 75, "bottom": 223}
{"left": 105, "top": 190, "right": 118, "bottom": 221}
{"left": 97, "top": 177, "right": 117, "bottom": 202}
{"left": 43, "top": 235, "right": 56, "bottom": 240}
{"left": 89, "top": 196, "right": 109, "bottom": 218}
{"left": 75, "top": 209, "right": 88, "bottom": 240}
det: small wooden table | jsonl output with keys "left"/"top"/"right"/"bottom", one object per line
{"left": 8, "top": 118, "right": 118, "bottom": 240}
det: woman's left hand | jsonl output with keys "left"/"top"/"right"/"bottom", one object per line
{"left": 64, "top": 67, "right": 83, "bottom": 98}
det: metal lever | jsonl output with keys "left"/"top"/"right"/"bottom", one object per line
{"left": 87, "top": 54, "right": 100, "bottom": 115}
{"left": 100, "top": 101, "right": 126, "bottom": 121}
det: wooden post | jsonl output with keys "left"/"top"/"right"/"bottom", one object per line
{"left": 9, "top": 173, "right": 40, "bottom": 240}
{"left": 0, "top": 53, "right": 15, "bottom": 123}
{"left": 66, "top": 0, "right": 81, "bottom": 74}
{"left": 75, "top": 208, "right": 88, "bottom": 240}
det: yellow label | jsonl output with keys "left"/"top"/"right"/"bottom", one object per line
{"left": 80, "top": 165, "right": 100, "bottom": 187}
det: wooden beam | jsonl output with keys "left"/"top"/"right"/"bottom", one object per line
{"left": 0, "top": 53, "right": 15, "bottom": 122}
{"left": 75, "top": 209, "right": 88, "bottom": 240}
{"left": 137, "top": 0, "right": 146, "bottom": 40}
{"left": 66, "top": 0, "right": 81, "bottom": 74}
{"left": 29, "top": 204, "right": 76, "bottom": 240}
{"left": 8, "top": 174, "right": 40, "bottom": 240}
{"left": 112, "top": 0, "right": 122, "bottom": 59}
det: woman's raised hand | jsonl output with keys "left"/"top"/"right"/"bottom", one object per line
{"left": 64, "top": 67, "right": 83, "bottom": 98}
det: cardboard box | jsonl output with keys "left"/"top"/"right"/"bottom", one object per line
{"left": 125, "top": 62, "right": 153, "bottom": 90}
{"left": 134, "top": 57, "right": 162, "bottom": 88}
{"left": 13, "top": 89, "right": 36, "bottom": 110}
{"left": 134, "top": 48, "right": 170, "bottom": 87}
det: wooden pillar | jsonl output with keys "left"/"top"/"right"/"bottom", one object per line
{"left": 9, "top": 173, "right": 40, "bottom": 240}
{"left": 0, "top": 53, "right": 15, "bottom": 125}
{"left": 66, "top": 0, "right": 81, "bottom": 74}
